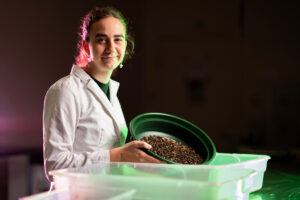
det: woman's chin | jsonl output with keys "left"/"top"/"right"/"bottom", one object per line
{"left": 102, "top": 64, "right": 119, "bottom": 71}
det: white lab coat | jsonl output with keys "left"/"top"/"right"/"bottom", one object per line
{"left": 43, "top": 65, "right": 127, "bottom": 181}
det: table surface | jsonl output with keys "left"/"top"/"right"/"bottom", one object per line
{"left": 250, "top": 164, "right": 300, "bottom": 200}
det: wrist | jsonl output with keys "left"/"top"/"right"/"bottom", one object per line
{"left": 109, "top": 147, "right": 121, "bottom": 162}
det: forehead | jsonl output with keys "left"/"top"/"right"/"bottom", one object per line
{"left": 90, "top": 16, "right": 126, "bottom": 36}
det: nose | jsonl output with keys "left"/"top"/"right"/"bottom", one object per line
{"left": 105, "top": 39, "right": 115, "bottom": 53}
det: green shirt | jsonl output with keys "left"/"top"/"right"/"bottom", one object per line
{"left": 90, "top": 75, "right": 110, "bottom": 100}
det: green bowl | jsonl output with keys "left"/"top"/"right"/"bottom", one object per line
{"left": 129, "top": 112, "right": 216, "bottom": 164}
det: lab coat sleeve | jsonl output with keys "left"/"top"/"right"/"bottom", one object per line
{"left": 43, "top": 84, "right": 110, "bottom": 181}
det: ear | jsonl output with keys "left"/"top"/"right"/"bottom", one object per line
{"left": 82, "top": 40, "right": 90, "bottom": 56}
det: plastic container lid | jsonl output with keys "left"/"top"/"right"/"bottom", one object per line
{"left": 129, "top": 112, "right": 216, "bottom": 164}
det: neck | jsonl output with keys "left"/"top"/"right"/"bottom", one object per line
{"left": 84, "top": 63, "right": 112, "bottom": 84}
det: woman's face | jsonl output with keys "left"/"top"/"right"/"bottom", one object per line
{"left": 87, "top": 17, "right": 127, "bottom": 72}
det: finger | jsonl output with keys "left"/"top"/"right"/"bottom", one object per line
{"left": 152, "top": 156, "right": 166, "bottom": 164}
{"left": 146, "top": 155, "right": 165, "bottom": 164}
{"left": 157, "top": 159, "right": 167, "bottom": 164}
{"left": 139, "top": 151, "right": 166, "bottom": 164}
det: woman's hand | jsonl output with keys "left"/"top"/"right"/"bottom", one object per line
{"left": 110, "top": 140, "right": 165, "bottom": 163}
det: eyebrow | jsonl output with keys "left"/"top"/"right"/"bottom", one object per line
{"left": 95, "top": 33, "right": 125, "bottom": 38}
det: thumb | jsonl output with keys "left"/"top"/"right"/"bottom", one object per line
{"left": 131, "top": 140, "right": 152, "bottom": 149}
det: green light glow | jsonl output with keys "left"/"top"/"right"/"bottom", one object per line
{"left": 120, "top": 127, "right": 128, "bottom": 146}
{"left": 249, "top": 194, "right": 263, "bottom": 200}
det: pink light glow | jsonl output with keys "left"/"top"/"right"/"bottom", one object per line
{"left": 0, "top": 116, "right": 41, "bottom": 133}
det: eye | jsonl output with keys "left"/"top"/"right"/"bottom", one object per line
{"left": 115, "top": 38, "right": 124, "bottom": 42}
{"left": 97, "top": 38, "right": 106, "bottom": 43}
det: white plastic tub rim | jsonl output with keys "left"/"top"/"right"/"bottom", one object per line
{"left": 19, "top": 189, "right": 69, "bottom": 200}
{"left": 209, "top": 153, "right": 271, "bottom": 172}
{"left": 50, "top": 161, "right": 257, "bottom": 183}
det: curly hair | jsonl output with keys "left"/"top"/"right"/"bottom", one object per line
{"left": 75, "top": 6, "right": 135, "bottom": 66}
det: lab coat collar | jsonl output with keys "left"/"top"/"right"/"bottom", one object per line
{"left": 70, "top": 65, "right": 120, "bottom": 97}
{"left": 70, "top": 65, "right": 122, "bottom": 135}
{"left": 71, "top": 65, "right": 90, "bottom": 82}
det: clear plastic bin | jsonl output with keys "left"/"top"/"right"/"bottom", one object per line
{"left": 209, "top": 153, "right": 270, "bottom": 192}
{"left": 19, "top": 187, "right": 136, "bottom": 200}
{"left": 50, "top": 162, "right": 257, "bottom": 200}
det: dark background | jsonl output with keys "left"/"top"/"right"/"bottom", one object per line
{"left": 0, "top": 0, "right": 300, "bottom": 198}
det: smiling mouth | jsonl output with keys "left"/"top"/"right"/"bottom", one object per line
{"left": 102, "top": 56, "right": 117, "bottom": 60}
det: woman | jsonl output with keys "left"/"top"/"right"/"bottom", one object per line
{"left": 43, "top": 6, "right": 162, "bottom": 181}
